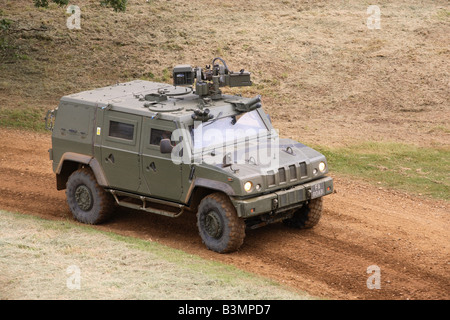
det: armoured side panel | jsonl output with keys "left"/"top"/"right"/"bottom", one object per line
{"left": 93, "top": 107, "right": 104, "bottom": 170}
{"left": 52, "top": 101, "right": 96, "bottom": 173}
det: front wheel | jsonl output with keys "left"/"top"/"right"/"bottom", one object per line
{"left": 283, "top": 197, "right": 323, "bottom": 229}
{"left": 197, "top": 193, "right": 245, "bottom": 253}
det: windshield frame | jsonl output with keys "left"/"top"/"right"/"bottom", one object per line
{"left": 187, "top": 108, "right": 275, "bottom": 154}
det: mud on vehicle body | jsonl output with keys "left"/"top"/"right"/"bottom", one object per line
{"left": 47, "top": 58, "right": 333, "bottom": 253}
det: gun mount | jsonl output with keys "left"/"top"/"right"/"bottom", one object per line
{"left": 172, "top": 57, "right": 252, "bottom": 100}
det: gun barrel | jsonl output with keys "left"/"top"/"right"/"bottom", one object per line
{"left": 245, "top": 95, "right": 261, "bottom": 107}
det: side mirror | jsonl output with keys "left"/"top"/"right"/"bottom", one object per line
{"left": 160, "top": 139, "right": 173, "bottom": 154}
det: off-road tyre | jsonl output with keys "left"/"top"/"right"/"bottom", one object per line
{"left": 66, "top": 167, "right": 114, "bottom": 224}
{"left": 283, "top": 197, "right": 323, "bottom": 229}
{"left": 197, "top": 192, "right": 246, "bottom": 253}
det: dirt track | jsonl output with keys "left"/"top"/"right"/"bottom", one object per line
{"left": 0, "top": 128, "right": 448, "bottom": 300}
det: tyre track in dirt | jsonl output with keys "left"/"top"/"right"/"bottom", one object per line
{"left": 0, "top": 128, "right": 448, "bottom": 300}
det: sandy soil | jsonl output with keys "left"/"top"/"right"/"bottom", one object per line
{"left": 0, "top": 127, "right": 448, "bottom": 300}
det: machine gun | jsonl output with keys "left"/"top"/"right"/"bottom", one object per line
{"left": 172, "top": 57, "right": 252, "bottom": 100}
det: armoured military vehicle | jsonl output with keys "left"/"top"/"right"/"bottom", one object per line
{"left": 46, "top": 58, "right": 333, "bottom": 253}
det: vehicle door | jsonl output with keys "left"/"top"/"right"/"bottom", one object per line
{"left": 141, "top": 118, "right": 183, "bottom": 201}
{"left": 101, "top": 111, "right": 142, "bottom": 192}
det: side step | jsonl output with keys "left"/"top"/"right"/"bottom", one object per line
{"left": 108, "top": 190, "right": 185, "bottom": 218}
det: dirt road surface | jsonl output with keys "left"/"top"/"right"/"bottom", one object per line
{"left": 0, "top": 128, "right": 448, "bottom": 300}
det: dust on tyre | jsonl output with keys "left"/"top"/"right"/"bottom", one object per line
{"left": 66, "top": 167, "right": 114, "bottom": 224}
{"left": 197, "top": 192, "right": 245, "bottom": 253}
{"left": 283, "top": 197, "right": 323, "bottom": 229}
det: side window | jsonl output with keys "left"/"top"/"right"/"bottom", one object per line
{"left": 150, "top": 128, "right": 173, "bottom": 146}
{"left": 109, "top": 121, "right": 134, "bottom": 141}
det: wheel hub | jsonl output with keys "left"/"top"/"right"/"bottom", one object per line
{"left": 205, "top": 210, "right": 223, "bottom": 239}
{"left": 75, "top": 185, "right": 93, "bottom": 211}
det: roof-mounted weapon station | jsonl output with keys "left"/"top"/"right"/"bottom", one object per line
{"left": 172, "top": 57, "right": 252, "bottom": 100}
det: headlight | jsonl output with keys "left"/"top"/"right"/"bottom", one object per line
{"left": 244, "top": 181, "right": 253, "bottom": 192}
{"left": 319, "top": 161, "right": 326, "bottom": 173}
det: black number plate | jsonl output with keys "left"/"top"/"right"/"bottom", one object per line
{"left": 311, "top": 182, "right": 325, "bottom": 199}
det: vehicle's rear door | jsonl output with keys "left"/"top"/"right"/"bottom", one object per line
{"left": 101, "top": 110, "right": 142, "bottom": 192}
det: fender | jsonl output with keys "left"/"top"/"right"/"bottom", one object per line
{"left": 183, "top": 177, "right": 236, "bottom": 210}
{"left": 56, "top": 152, "right": 109, "bottom": 187}
{"left": 193, "top": 178, "right": 235, "bottom": 196}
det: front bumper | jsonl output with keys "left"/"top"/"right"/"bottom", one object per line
{"left": 231, "top": 176, "right": 333, "bottom": 218}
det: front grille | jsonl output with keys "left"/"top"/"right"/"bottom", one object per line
{"left": 299, "top": 162, "right": 307, "bottom": 177}
{"left": 265, "top": 162, "right": 309, "bottom": 188}
{"left": 279, "top": 167, "right": 286, "bottom": 183}
{"left": 289, "top": 165, "right": 297, "bottom": 180}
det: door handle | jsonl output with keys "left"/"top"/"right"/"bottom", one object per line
{"left": 105, "top": 153, "right": 115, "bottom": 164}
{"left": 146, "top": 162, "right": 156, "bottom": 172}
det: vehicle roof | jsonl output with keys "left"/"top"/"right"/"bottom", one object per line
{"left": 60, "top": 80, "right": 253, "bottom": 122}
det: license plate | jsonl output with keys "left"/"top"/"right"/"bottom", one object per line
{"left": 310, "top": 182, "right": 325, "bottom": 199}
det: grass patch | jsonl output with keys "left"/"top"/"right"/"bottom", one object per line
{"left": 0, "top": 210, "right": 312, "bottom": 300}
{"left": 105, "top": 231, "right": 270, "bottom": 286}
{"left": 0, "top": 107, "right": 47, "bottom": 131}
{"left": 315, "top": 142, "right": 450, "bottom": 200}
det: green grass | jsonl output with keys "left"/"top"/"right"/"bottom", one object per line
{"left": 105, "top": 230, "right": 275, "bottom": 286}
{"left": 0, "top": 210, "right": 311, "bottom": 300}
{"left": 0, "top": 107, "right": 47, "bottom": 131}
{"left": 315, "top": 142, "right": 450, "bottom": 200}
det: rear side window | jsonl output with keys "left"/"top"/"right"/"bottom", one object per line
{"left": 109, "top": 121, "right": 134, "bottom": 140}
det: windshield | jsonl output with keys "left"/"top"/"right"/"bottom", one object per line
{"left": 191, "top": 110, "right": 270, "bottom": 150}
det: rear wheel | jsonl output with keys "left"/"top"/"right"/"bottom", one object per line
{"left": 66, "top": 167, "right": 114, "bottom": 224}
{"left": 283, "top": 197, "right": 323, "bottom": 229}
{"left": 197, "top": 193, "right": 245, "bottom": 253}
